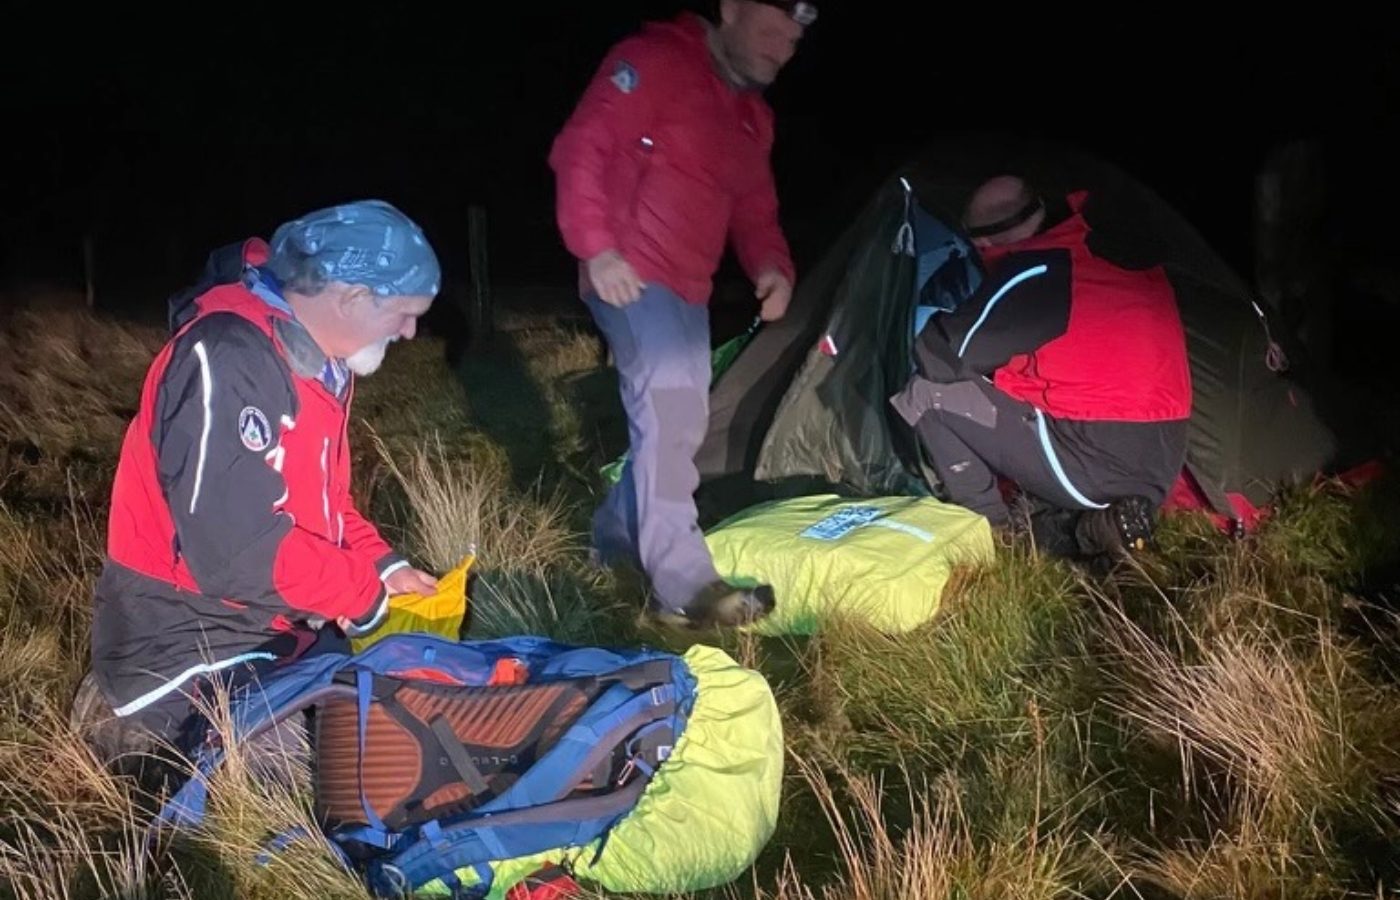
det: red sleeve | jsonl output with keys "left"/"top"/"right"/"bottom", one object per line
{"left": 341, "top": 506, "right": 407, "bottom": 579}
{"left": 730, "top": 165, "right": 796, "bottom": 285}
{"left": 547, "top": 35, "right": 665, "bottom": 261}
{"left": 155, "top": 315, "right": 384, "bottom": 623}
{"left": 728, "top": 105, "right": 795, "bottom": 285}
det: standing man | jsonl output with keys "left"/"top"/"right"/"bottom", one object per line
{"left": 549, "top": 0, "right": 816, "bottom": 629}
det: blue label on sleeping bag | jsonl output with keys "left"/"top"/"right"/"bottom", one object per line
{"left": 801, "top": 506, "right": 885, "bottom": 541}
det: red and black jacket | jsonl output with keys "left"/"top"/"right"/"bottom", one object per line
{"left": 91, "top": 251, "right": 399, "bottom": 717}
{"left": 924, "top": 190, "right": 1192, "bottom": 423}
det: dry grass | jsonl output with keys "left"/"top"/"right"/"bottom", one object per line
{"left": 514, "top": 324, "right": 607, "bottom": 383}
{"left": 0, "top": 301, "right": 163, "bottom": 499}
{"left": 1101, "top": 599, "right": 1400, "bottom": 839}
{"left": 365, "top": 427, "right": 625, "bottom": 643}
{"left": 731, "top": 752, "right": 1114, "bottom": 900}
{"left": 163, "top": 689, "right": 368, "bottom": 900}
{"left": 368, "top": 429, "right": 579, "bottom": 574}
{"left": 0, "top": 701, "right": 186, "bottom": 900}
{"left": 1135, "top": 811, "right": 1351, "bottom": 900}
{"left": 0, "top": 809, "right": 194, "bottom": 900}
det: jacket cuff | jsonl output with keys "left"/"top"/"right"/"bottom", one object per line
{"left": 571, "top": 228, "right": 618, "bottom": 264}
{"left": 344, "top": 586, "right": 389, "bottom": 638}
{"left": 376, "top": 553, "right": 409, "bottom": 582}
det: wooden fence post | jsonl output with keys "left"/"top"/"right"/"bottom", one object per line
{"left": 467, "top": 205, "right": 493, "bottom": 345}
{"left": 83, "top": 235, "right": 96, "bottom": 310}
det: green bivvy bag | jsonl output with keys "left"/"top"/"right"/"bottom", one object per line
{"left": 704, "top": 494, "right": 995, "bottom": 635}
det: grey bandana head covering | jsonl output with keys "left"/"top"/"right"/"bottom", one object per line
{"left": 269, "top": 200, "right": 441, "bottom": 298}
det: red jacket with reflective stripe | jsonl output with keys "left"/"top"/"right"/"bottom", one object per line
{"left": 92, "top": 269, "right": 396, "bottom": 711}
{"left": 548, "top": 12, "right": 795, "bottom": 304}
{"left": 983, "top": 192, "right": 1193, "bottom": 422}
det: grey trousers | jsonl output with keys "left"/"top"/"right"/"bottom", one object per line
{"left": 586, "top": 286, "right": 721, "bottom": 612}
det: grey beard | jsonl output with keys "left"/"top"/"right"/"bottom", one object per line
{"left": 345, "top": 338, "right": 392, "bottom": 376}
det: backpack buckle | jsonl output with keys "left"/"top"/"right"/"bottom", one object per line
{"left": 370, "top": 863, "right": 410, "bottom": 897}
{"left": 489, "top": 658, "right": 529, "bottom": 686}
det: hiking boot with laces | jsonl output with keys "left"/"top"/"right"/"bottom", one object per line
{"left": 647, "top": 581, "right": 776, "bottom": 630}
{"left": 1074, "top": 495, "right": 1157, "bottom": 557}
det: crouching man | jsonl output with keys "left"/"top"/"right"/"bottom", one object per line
{"left": 892, "top": 176, "right": 1192, "bottom": 559}
{"left": 74, "top": 200, "right": 441, "bottom": 778}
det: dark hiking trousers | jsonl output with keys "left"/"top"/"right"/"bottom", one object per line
{"left": 892, "top": 373, "right": 1187, "bottom": 526}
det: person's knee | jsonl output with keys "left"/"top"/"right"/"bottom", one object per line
{"left": 633, "top": 386, "right": 707, "bottom": 450}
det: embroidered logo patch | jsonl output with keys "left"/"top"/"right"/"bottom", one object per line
{"left": 611, "top": 60, "right": 639, "bottom": 93}
{"left": 238, "top": 406, "right": 272, "bottom": 452}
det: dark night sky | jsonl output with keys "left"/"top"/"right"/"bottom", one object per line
{"left": 1, "top": 7, "right": 1394, "bottom": 320}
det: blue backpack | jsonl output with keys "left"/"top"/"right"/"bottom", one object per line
{"left": 156, "top": 633, "right": 698, "bottom": 898}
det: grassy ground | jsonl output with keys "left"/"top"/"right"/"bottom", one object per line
{"left": 2, "top": 292, "right": 1400, "bottom": 898}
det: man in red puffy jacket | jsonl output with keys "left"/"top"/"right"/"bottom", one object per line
{"left": 549, "top": 1, "right": 815, "bottom": 627}
{"left": 891, "top": 176, "right": 1193, "bottom": 559}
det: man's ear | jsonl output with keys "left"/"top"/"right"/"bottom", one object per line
{"left": 334, "top": 283, "right": 372, "bottom": 318}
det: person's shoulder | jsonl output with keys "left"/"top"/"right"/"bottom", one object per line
{"left": 167, "top": 310, "right": 289, "bottom": 383}
{"left": 992, "top": 246, "right": 1072, "bottom": 269}
{"left": 175, "top": 309, "right": 270, "bottom": 351}
{"left": 607, "top": 13, "right": 709, "bottom": 76}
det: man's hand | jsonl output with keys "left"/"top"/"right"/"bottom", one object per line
{"left": 333, "top": 567, "right": 438, "bottom": 634}
{"left": 385, "top": 566, "right": 439, "bottom": 596}
{"left": 587, "top": 250, "right": 645, "bottom": 307}
{"left": 755, "top": 269, "right": 793, "bottom": 322}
